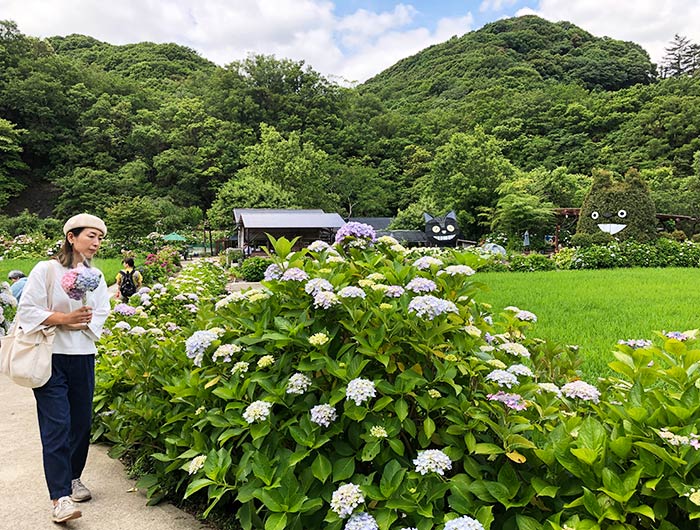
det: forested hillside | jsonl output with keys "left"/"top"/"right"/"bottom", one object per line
{"left": 2, "top": 15, "right": 700, "bottom": 243}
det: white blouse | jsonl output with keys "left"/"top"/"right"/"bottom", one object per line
{"left": 16, "top": 260, "right": 111, "bottom": 355}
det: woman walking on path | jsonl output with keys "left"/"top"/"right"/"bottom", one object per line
{"left": 16, "top": 213, "right": 111, "bottom": 523}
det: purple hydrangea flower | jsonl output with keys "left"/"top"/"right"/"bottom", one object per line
{"left": 113, "top": 303, "right": 136, "bottom": 316}
{"left": 334, "top": 222, "right": 376, "bottom": 247}
{"left": 488, "top": 391, "right": 528, "bottom": 411}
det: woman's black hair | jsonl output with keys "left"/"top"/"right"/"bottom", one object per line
{"left": 55, "top": 228, "right": 85, "bottom": 268}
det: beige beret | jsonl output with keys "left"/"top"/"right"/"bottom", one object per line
{"left": 63, "top": 213, "right": 107, "bottom": 236}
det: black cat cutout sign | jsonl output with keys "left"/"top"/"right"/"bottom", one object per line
{"left": 424, "top": 211, "right": 460, "bottom": 247}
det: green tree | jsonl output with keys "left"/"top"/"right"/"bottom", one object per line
{"left": 237, "top": 123, "right": 338, "bottom": 211}
{"left": 104, "top": 196, "right": 161, "bottom": 247}
{"left": 425, "top": 127, "right": 518, "bottom": 238}
{"left": 207, "top": 174, "right": 296, "bottom": 229}
{"left": 490, "top": 192, "right": 555, "bottom": 242}
{"left": 0, "top": 117, "right": 27, "bottom": 207}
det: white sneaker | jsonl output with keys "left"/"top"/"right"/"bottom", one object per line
{"left": 70, "top": 478, "right": 92, "bottom": 502}
{"left": 52, "top": 496, "right": 82, "bottom": 523}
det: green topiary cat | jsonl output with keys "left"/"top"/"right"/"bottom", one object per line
{"left": 576, "top": 168, "right": 657, "bottom": 242}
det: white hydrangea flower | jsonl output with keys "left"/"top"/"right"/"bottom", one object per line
{"left": 370, "top": 426, "right": 388, "bottom": 438}
{"left": 498, "top": 342, "right": 531, "bottom": 357}
{"left": 231, "top": 361, "right": 249, "bottom": 376}
{"left": 438, "top": 265, "right": 476, "bottom": 276}
{"left": 330, "top": 483, "right": 364, "bottom": 518}
{"left": 310, "top": 404, "right": 337, "bottom": 427}
{"left": 345, "top": 512, "right": 378, "bottom": 530}
{"left": 444, "top": 515, "right": 485, "bottom": 530}
{"left": 538, "top": 383, "right": 561, "bottom": 396}
{"left": 187, "top": 455, "right": 207, "bottom": 475}
{"left": 507, "top": 364, "right": 534, "bottom": 377}
{"left": 346, "top": 378, "right": 376, "bottom": 406}
{"left": 257, "top": 355, "right": 275, "bottom": 368}
{"left": 286, "top": 373, "right": 312, "bottom": 395}
{"left": 243, "top": 401, "right": 272, "bottom": 423}
{"left": 561, "top": 381, "right": 601, "bottom": 403}
{"left": 464, "top": 325, "right": 481, "bottom": 337}
{"left": 486, "top": 369, "right": 519, "bottom": 388}
{"left": 413, "top": 449, "right": 452, "bottom": 475}
{"left": 308, "top": 333, "right": 329, "bottom": 346}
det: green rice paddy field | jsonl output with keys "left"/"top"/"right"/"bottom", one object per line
{"left": 475, "top": 268, "right": 700, "bottom": 378}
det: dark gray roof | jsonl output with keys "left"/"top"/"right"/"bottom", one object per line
{"left": 349, "top": 217, "right": 394, "bottom": 230}
{"left": 234, "top": 208, "right": 324, "bottom": 224}
{"left": 238, "top": 210, "right": 346, "bottom": 229}
{"left": 377, "top": 230, "right": 427, "bottom": 243}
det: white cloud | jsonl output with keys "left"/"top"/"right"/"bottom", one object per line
{"left": 0, "top": 0, "right": 472, "bottom": 81}
{"left": 479, "top": 0, "right": 518, "bottom": 13}
{"left": 527, "top": 0, "right": 700, "bottom": 64}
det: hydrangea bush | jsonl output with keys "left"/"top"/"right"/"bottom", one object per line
{"left": 94, "top": 236, "right": 700, "bottom": 530}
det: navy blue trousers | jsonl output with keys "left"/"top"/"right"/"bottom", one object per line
{"left": 33, "top": 354, "right": 95, "bottom": 500}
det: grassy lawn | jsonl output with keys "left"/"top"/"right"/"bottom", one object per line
{"left": 475, "top": 268, "right": 700, "bottom": 379}
{"left": 0, "top": 258, "right": 123, "bottom": 286}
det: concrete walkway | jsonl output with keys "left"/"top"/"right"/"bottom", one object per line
{"left": 0, "top": 376, "right": 210, "bottom": 529}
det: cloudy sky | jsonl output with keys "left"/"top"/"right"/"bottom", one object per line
{"left": 1, "top": 0, "right": 697, "bottom": 83}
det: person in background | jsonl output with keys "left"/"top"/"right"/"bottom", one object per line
{"left": 16, "top": 213, "right": 111, "bottom": 523}
{"left": 115, "top": 257, "right": 142, "bottom": 303}
{"left": 8, "top": 269, "right": 27, "bottom": 302}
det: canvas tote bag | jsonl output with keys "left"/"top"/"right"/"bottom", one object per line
{"left": 0, "top": 264, "right": 56, "bottom": 388}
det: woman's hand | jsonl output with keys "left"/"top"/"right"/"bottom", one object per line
{"left": 64, "top": 306, "right": 93, "bottom": 325}
{"left": 64, "top": 323, "right": 89, "bottom": 331}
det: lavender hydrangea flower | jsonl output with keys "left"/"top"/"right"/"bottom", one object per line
{"left": 488, "top": 391, "right": 528, "bottom": 411}
{"left": 664, "top": 331, "right": 689, "bottom": 341}
{"left": 346, "top": 378, "right": 376, "bottom": 406}
{"left": 413, "top": 449, "right": 452, "bottom": 475}
{"left": 408, "top": 296, "right": 458, "bottom": 320}
{"left": 561, "top": 380, "right": 601, "bottom": 403}
{"left": 330, "top": 483, "right": 364, "bottom": 518}
{"left": 305, "top": 278, "right": 334, "bottom": 295}
{"left": 113, "top": 303, "right": 136, "bottom": 316}
{"left": 485, "top": 369, "right": 519, "bottom": 388}
{"left": 412, "top": 256, "right": 443, "bottom": 270}
{"left": 618, "top": 339, "right": 653, "bottom": 349}
{"left": 263, "top": 264, "right": 283, "bottom": 280}
{"left": 384, "top": 285, "right": 405, "bottom": 298}
{"left": 310, "top": 404, "right": 337, "bottom": 427}
{"left": 345, "top": 512, "right": 378, "bottom": 530}
{"left": 314, "top": 290, "right": 340, "bottom": 309}
{"left": 515, "top": 310, "right": 537, "bottom": 322}
{"left": 405, "top": 277, "right": 437, "bottom": 293}
{"left": 444, "top": 515, "right": 485, "bottom": 530}
{"left": 281, "top": 267, "right": 309, "bottom": 282}
{"left": 338, "top": 286, "right": 366, "bottom": 299}
{"left": 185, "top": 330, "right": 220, "bottom": 366}
{"left": 334, "top": 222, "right": 376, "bottom": 247}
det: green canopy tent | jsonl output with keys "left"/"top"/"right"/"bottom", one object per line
{"left": 162, "top": 232, "right": 186, "bottom": 241}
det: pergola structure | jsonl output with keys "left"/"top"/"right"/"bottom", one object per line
{"left": 234, "top": 208, "right": 346, "bottom": 251}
